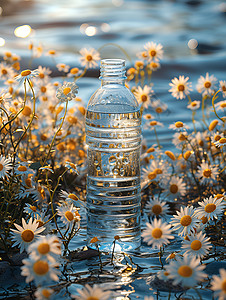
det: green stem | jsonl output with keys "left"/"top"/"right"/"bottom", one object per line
{"left": 192, "top": 111, "right": 197, "bottom": 133}
{"left": 212, "top": 90, "right": 225, "bottom": 123}
{"left": 201, "top": 95, "right": 208, "bottom": 127}
{"left": 154, "top": 127, "right": 161, "bottom": 149}
{"left": 41, "top": 100, "right": 68, "bottom": 167}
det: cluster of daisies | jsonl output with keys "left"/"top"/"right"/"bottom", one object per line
{"left": 0, "top": 41, "right": 225, "bottom": 299}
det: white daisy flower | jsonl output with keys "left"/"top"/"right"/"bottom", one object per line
{"left": 169, "top": 75, "right": 193, "bottom": 100}
{"left": 34, "top": 287, "right": 55, "bottom": 300}
{"left": 141, "top": 218, "right": 174, "bottom": 249}
{"left": 187, "top": 100, "right": 200, "bottom": 111}
{"left": 181, "top": 232, "right": 212, "bottom": 259}
{"left": 10, "top": 218, "right": 45, "bottom": 253}
{"left": 0, "top": 155, "right": 12, "bottom": 178}
{"left": 144, "top": 41, "right": 164, "bottom": 62}
{"left": 36, "top": 66, "right": 52, "bottom": 82}
{"left": 172, "top": 131, "right": 188, "bottom": 149}
{"left": 21, "top": 256, "right": 60, "bottom": 285}
{"left": 195, "top": 195, "right": 226, "bottom": 221}
{"left": 211, "top": 268, "right": 226, "bottom": 300}
{"left": 23, "top": 203, "right": 41, "bottom": 218}
{"left": 79, "top": 48, "right": 101, "bottom": 69}
{"left": 57, "top": 203, "right": 81, "bottom": 229}
{"left": 146, "top": 197, "right": 170, "bottom": 218}
{"left": 219, "top": 80, "right": 226, "bottom": 98}
{"left": 59, "top": 190, "right": 85, "bottom": 208}
{"left": 215, "top": 100, "right": 226, "bottom": 111}
{"left": 56, "top": 63, "right": 70, "bottom": 73}
{"left": 191, "top": 131, "right": 209, "bottom": 149}
{"left": 150, "top": 99, "right": 168, "bottom": 114}
{"left": 0, "top": 62, "right": 15, "bottom": 80}
{"left": 165, "top": 255, "right": 206, "bottom": 287}
{"left": 28, "top": 235, "right": 61, "bottom": 262}
{"left": 14, "top": 161, "right": 35, "bottom": 177}
{"left": 56, "top": 82, "right": 78, "bottom": 103}
{"left": 214, "top": 137, "right": 226, "bottom": 148}
{"left": 65, "top": 161, "right": 79, "bottom": 174}
{"left": 142, "top": 159, "right": 169, "bottom": 183}
{"left": 0, "top": 89, "right": 12, "bottom": 108}
{"left": 162, "top": 176, "right": 186, "bottom": 201}
{"left": 15, "top": 69, "right": 40, "bottom": 85}
{"left": 34, "top": 212, "right": 53, "bottom": 234}
{"left": 145, "top": 119, "right": 164, "bottom": 131}
{"left": 169, "top": 121, "right": 190, "bottom": 131}
{"left": 147, "top": 61, "right": 161, "bottom": 71}
{"left": 196, "top": 162, "right": 219, "bottom": 185}
{"left": 170, "top": 206, "right": 199, "bottom": 237}
{"left": 72, "top": 284, "right": 111, "bottom": 300}
{"left": 133, "top": 85, "right": 153, "bottom": 109}
{"left": 196, "top": 72, "right": 217, "bottom": 97}
{"left": 67, "top": 67, "right": 82, "bottom": 78}
{"left": 157, "top": 269, "right": 170, "bottom": 282}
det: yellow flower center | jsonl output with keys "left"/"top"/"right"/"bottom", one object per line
{"left": 70, "top": 67, "right": 79, "bottom": 74}
{"left": 198, "top": 139, "right": 204, "bottom": 147}
{"left": 22, "top": 106, "right": 32, "bottom": 117}
{"left": 175, "top": 121, "right": 184, "bottom": 128}
{"left": 180, "top": 215, "right": 192, "bottom": 226}
{"left": 164, "top": 271, "right": 169, "bottom": 276}
{"left": 68, "top": 193, "right": 78, "bottom": 200}
{"left": 220, "top": 102, "right": 226, "bottom": 107}
{"left": 150, "top": 50, "right": 157, "bottom": 57}
{"left": 21, "top": 229, "right": 34, "bottom": 242}
{"left": 190, "top": 240, "right": 202, "bottom": 250}
{"left": 165, "top": 151, "right": 176, "bottom": 160}
{"left": 78, "top": 106, "right": 86, "bottom": 115}
{"left": 209, "top": 120, "right": 218, "bottom": 131}
{"left": 178, "top": 84, "right": 185, "bottom": 92}
{"left": 151, "top": 204, "right": 162, "bottom": 215}
{"left": 39, "top": 73, "right": 45, "bottom": 79}
{"left": 64, "top": 211, "right": 74, "bottom": 221}
{"left": 214, "top": 194, "right": 224, "bottom": 200}
{"left": 219, "top": 138, "right": 226, "bottom": 144}
{"left": 178, "top": 265, "right": 193, "bottom": 277}
{"left": 1, "top": 68, "right": 7, "bottom": 75}
{"left": 179, "top": 133, "right": 187, "bottom": 141}
{"left": 38, "top": 243, "right": 50, "bottom": 255}
{"left": 191, "top": 101, "right": 197, "bottom": 107}
{"left": 205, "top": 203, "right": 216, "bottom": 213}
{"left": 154, "top": 168, "right": 163, "bottom": 175}
{"left": 41, "top": 86, "right": 47, "bottom": 93}
{"left": 48, "top": 50, "right": 56, "bottom": 55}
{"left": 152, "top": 228, "right": 163, "bottom": 239}
{"left": 141, "top": 94, "right": 148, "bottom": 102}
{"left": 63, "top": 87, "right": 71, "bottom": 95}
{"left": 17, "top": 165, "right": 27, "bottom": 172}
{"left": 203, "top": 168, "right": 212, "bottom": 178}
{"left": 156, "top": 107, "right": 163, "bottom": 113}
{"left": 67, "top": 116, "right": 78, "bottom": 124}
{"left": 21, "top": 70, "right": 31, "bottom": 77}
{"left": 86, "top": 54, "right": 93, "bottom": 61}
{"left": 90, "top": 237, "right": 99, "bottom": 243}
{"left": 42, "top": 289, "right": 51, "bottom": 298}
{"left": 0, "top": 163, "right": 3, "bottom": 171}
{"left": 147, "top": 147, "right": 155, "bottom": 153}
{"left": 201, "top": 216, "right": 208, "bottom": 224}
{"left": 150, "top": 62, "right": 158, "bottom": 68}
{"left": 204, "top": 81, "right": 211, "bottom": 89}
{"left": 214, "top": 135, "right": 221, "bottom": 141}
{"left": 148, "top": 172, "right": 156, "bottom": 180}
{"left": 150, "top": 120, "right": 157, "bottom": 126}
{"left": 184, "top": 151, "right": 191, "bottom": 160}
{"left": 170, "top": 184, "right": 178, "bottom": 194}
{"left": 87, "top": 297, "right": 99, "bottom": 300}
{"left": 40, "top": 133, "right": 48, "bottom": 141}
{"left": 33, "top": 260, "right": 49, "bottom": 275}
{"left": 221, "top": 280, "right": 226, "bottom": 293}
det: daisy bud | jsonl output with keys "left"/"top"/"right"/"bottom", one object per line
{"left": 209, "top": 120, "right": 218, "bottom": 131}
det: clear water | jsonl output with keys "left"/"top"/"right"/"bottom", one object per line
{"left": 86, "top": 104, "right": 142, "bottom": 251}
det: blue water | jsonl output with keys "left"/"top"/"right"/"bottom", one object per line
{"left": 0, "top": 0, "right": 225, "bottom": 299}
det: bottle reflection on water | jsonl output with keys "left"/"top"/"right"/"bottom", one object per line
{"left": 85, "top": 59, "right": 142, "bottom": 251}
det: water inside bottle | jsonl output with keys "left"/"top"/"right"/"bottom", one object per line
{"left": 86, "top": 103, "right": 141, "bottom": 251}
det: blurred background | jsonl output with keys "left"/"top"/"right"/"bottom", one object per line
{"left": 0, "top": 0, "right": 226, "bottom": 66}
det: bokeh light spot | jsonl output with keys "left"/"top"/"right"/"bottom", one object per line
{"left": 0, "top": 37, "right": 5, "bottom": 47}
{"left": 85, "top": 26, "right": 97, "bottom": 36}
{"left": 14, "top": 25, "right": 32, "bottom": 38}
{"left": 188, "top": 39, "right": 198, "bottom": 50}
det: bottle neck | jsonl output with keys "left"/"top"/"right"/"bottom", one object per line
{"left": 99, "top": 59, "right": 127, "bottom": 86}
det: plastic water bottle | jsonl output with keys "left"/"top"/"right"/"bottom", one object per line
{"left": 85, "top": 59, "right": 141, "bottom": 251}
